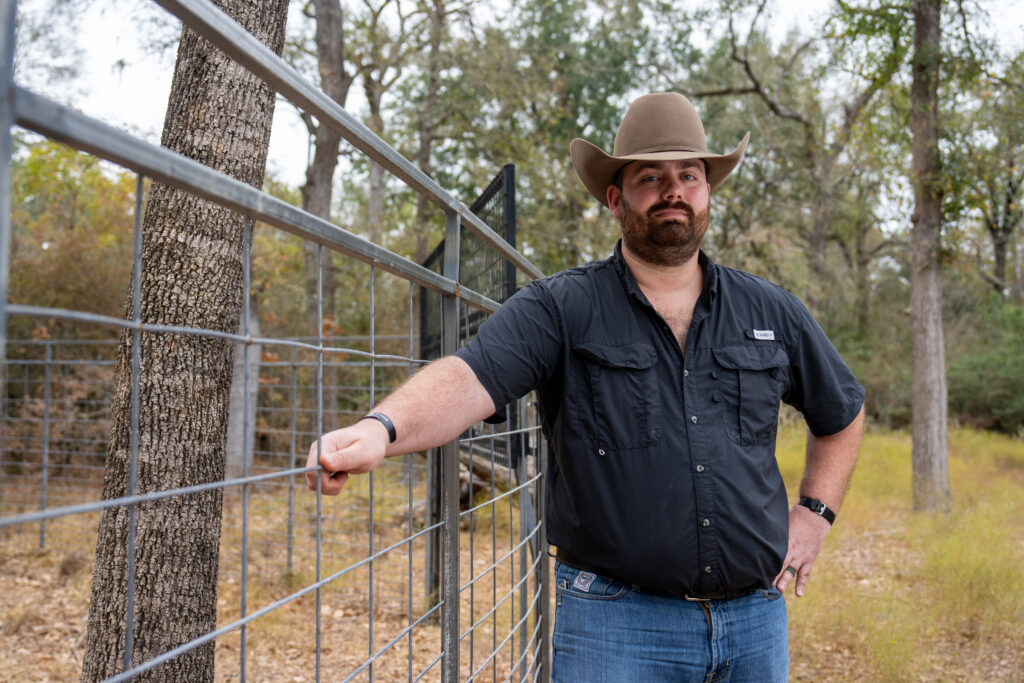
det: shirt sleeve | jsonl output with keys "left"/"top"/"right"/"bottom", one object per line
{"left": 780, "top": 292, "right": 866, "bottom": 437}
{"left": 454, "top": 280, "right": 564, "bottom": 410}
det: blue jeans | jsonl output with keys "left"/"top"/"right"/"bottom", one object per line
{"left": 551, "top": 561, "right": 788, "bottom": 682}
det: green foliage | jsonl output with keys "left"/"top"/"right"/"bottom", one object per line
{"left": 947, "top": 298, "right": 1024, "bottom": 433}
{"left": 8, "top": 138, "right": 136, "bottom": 340}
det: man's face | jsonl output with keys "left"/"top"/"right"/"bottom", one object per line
{"left": 606, "top": 159, "right": 711, "bottom": 267}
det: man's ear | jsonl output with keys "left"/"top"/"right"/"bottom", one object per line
{"left": 607, "top": 185, "right": 623, "bottom": 219}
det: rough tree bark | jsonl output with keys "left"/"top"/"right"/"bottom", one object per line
{"left": 81, "top": 1, "right": 288, "bottom": 680}
{"left": 909, "top": 0, "right": 951, "bottom": 512}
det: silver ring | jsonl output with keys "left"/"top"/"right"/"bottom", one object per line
{"left": 784, "top": 566, "right": 797, "bottom": 578}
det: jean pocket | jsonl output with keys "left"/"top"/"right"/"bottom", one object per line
{"left": 555, "top": 562, "right": 630, "bottom": 601}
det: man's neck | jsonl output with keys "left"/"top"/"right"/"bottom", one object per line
{"left": 620, "top": 241, "right": 704, "bottom": 299}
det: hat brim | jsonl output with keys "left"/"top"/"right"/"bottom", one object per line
{"left": 570, "top": 132, "right": 750, "bottom": 207}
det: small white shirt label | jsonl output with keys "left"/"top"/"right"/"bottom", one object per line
{"left": 753, "top": 329, "right": 775, "bottom": 341}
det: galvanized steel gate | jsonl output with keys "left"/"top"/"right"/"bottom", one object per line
{"left": 0, "top": 0, "right": 551, "bottom": 680}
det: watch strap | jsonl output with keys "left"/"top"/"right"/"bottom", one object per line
{"left": 798, "top": 497, "right": 836, "bottom": 525}
{"left": 360, "top": 412, "right": 397, "bottom": 443}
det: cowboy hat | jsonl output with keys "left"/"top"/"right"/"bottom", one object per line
{"left": 570, "top": 92, "right": 750, "bottom": 207}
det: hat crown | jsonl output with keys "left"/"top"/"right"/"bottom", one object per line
{"left": 612, "top": 93, "right": 708, "bottom": 157}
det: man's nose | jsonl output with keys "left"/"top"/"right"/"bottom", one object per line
{"left": 661, "top": 175, "right": 685, "bottom": 200}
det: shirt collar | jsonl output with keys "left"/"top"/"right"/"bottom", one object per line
{"left": 611, "top": 239, "right": 719, "bottom": 305}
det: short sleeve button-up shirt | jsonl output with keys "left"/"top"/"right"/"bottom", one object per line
{"left": 455, "top": 243, "right": 865, "bottom": 596}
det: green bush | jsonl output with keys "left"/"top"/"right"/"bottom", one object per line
{"left": 947, "top": 300, "right": 1024, "bottom": 434}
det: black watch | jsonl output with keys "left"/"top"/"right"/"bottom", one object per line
{"left": 360, "top": 412, "right": 397, "bottom": 443}
{"left": 798, "top": 497, "right": 836, "bottom": 525}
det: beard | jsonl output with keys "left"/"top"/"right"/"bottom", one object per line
{"left": 619, "top": 196, "right": 710, "bottom": 267}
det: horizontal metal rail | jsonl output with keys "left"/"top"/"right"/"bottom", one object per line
{"left": 0, "top": 466, "right": 305, "bottom": 528}
{"left": 6, "top": 303, "right": 423, "bottom": 364}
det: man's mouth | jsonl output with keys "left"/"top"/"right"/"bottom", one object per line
{"left": 649, "top": 203, "right": 692, "bottom": 220}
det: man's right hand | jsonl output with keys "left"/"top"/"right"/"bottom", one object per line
{"left": 305, "top": 418, "right": 391, "bottom": 495}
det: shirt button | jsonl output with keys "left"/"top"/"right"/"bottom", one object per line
{"left": 691, "top": 415, "right": 699, "bottom": 424}
{"left": 704, "top": 566, "right": 713, "bottom": 574}
{"left": 711, "top": 393, "right": 720, "bottom": 402}
{"left": 683, "top": 369, "right": 689, "bottom": 377}
{"left": 701, "top": 518, "right": 711, "bottom": 528}
{"left": 598, "top": 448, "right": 606, "bottom": 456}
{"left": 696, "top": 464, "right": 705, "bottom": 472}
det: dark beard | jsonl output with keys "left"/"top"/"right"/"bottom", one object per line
{"left": 619, "top": 197, "right": 710, "bottom": 267}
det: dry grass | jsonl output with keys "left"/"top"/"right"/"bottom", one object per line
{"left": 782, "top": 427, "right": 1024, "bottom": 682}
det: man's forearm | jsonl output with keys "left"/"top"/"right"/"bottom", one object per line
{"left": 775, "top": 404, "right": 865, "bottom": 596}
{"left": 307, "top": 355, "right": 497, "bottom": 494}
{"left": 799, "top": 405, "right": 866, "bottom": 512}
{"left": 373, "top": 355, "right": 498, "bottom": 456}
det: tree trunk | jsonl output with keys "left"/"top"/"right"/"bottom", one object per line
{"left": 300, "top": 0, "right": 354, "bottom": 416}
{"left": 81, "top": 2, "right": 288, "bottom": 680}
{"left": 366, "top": 90, "right": 386, "bottom": 243}
{"left": 413, "top": 0, "right": 446, "bottom": 263}
{"left": 990, "top": 225, "right": 1009, "bottom": 294}
{"left": 909, "top": 0, "right": 950, "bottom": 513}
{"left": 301, "top": 122, "right": 342, "bottom": 335}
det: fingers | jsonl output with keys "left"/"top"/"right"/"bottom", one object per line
{"left": 305, "top": 437, "right": 347, "bottom": 495}
{"left": 775, "top": 505, "right": 831, "bottom": 596}
{"left": 774, "top": 561, "right": 812, "bottom": 597}
{"left": 305, "top": 423, "right": 388, "bottom": 496}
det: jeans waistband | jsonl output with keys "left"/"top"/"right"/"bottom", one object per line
{"left": 555, "top": 548, "right": 758, "bottom": 601}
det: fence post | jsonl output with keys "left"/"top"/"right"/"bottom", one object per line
{"left": 287, "top": 345, "right": 297, "bottom": 575}
{"left": 0, "top": 0, "right": 16, "bottom": 377}
{"left": 440, "top": 208, "right": 461, "bottom": 683}
{"left": 538, "top": 435, "right": 550, "bottom": 681}
{"left": 38, "top": 341, "right": 50, "bottom": 548}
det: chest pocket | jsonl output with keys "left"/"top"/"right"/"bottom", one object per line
{"left": 572, "top": 342, "right": 663, "bottom": 451}
{"left": 713, "top": 344, "right": 790, "bottom": 446}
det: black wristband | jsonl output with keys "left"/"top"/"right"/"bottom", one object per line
{"left": 798, "top": 497, "right": 836, "bottom": 525}
{"left": 360, "top": 412, "right": 397, "bottom": 443}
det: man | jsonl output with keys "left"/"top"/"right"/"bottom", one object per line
{"left": 307, "top": 92, "right": 865, "bottom": 681}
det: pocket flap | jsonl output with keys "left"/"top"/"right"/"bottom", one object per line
{"left": 573, "top": 342, "right": 658, "bottom": 370}
{"left": 712, "top": 344, "right": 789, "bottom": 371}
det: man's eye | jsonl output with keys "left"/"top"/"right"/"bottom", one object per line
{"left": 641, "top": 175, "right": 658, "bottom": 182}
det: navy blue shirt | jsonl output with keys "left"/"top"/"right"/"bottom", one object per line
{"left": 456, "top": 243, "right": 865, "bottom": 596}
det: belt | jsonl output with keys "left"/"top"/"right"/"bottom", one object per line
{"left": 555, "top": 548, "right": 758, "bottom": 602}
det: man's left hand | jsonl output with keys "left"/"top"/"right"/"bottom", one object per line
{"left": 773, "top": 504, "right": 832, "bottom": 597}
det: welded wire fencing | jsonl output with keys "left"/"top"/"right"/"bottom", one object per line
{"left": 0, "top": 0, "right": 550, "bottom": 680}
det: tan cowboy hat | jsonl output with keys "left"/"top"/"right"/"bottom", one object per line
{"left": 570, "top": 92, "right": 750, "bottom": 207}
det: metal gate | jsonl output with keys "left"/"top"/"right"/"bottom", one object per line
{"left": 0, "top": 0, "right": 550, "bottom": 680}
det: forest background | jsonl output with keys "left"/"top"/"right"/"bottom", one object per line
{"left": 10, "top": 0, "right": 1024, "bottom": 436}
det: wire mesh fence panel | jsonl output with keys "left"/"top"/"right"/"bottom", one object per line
{"left": 0, "top": 0, "right": 549, "bottom": 681}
